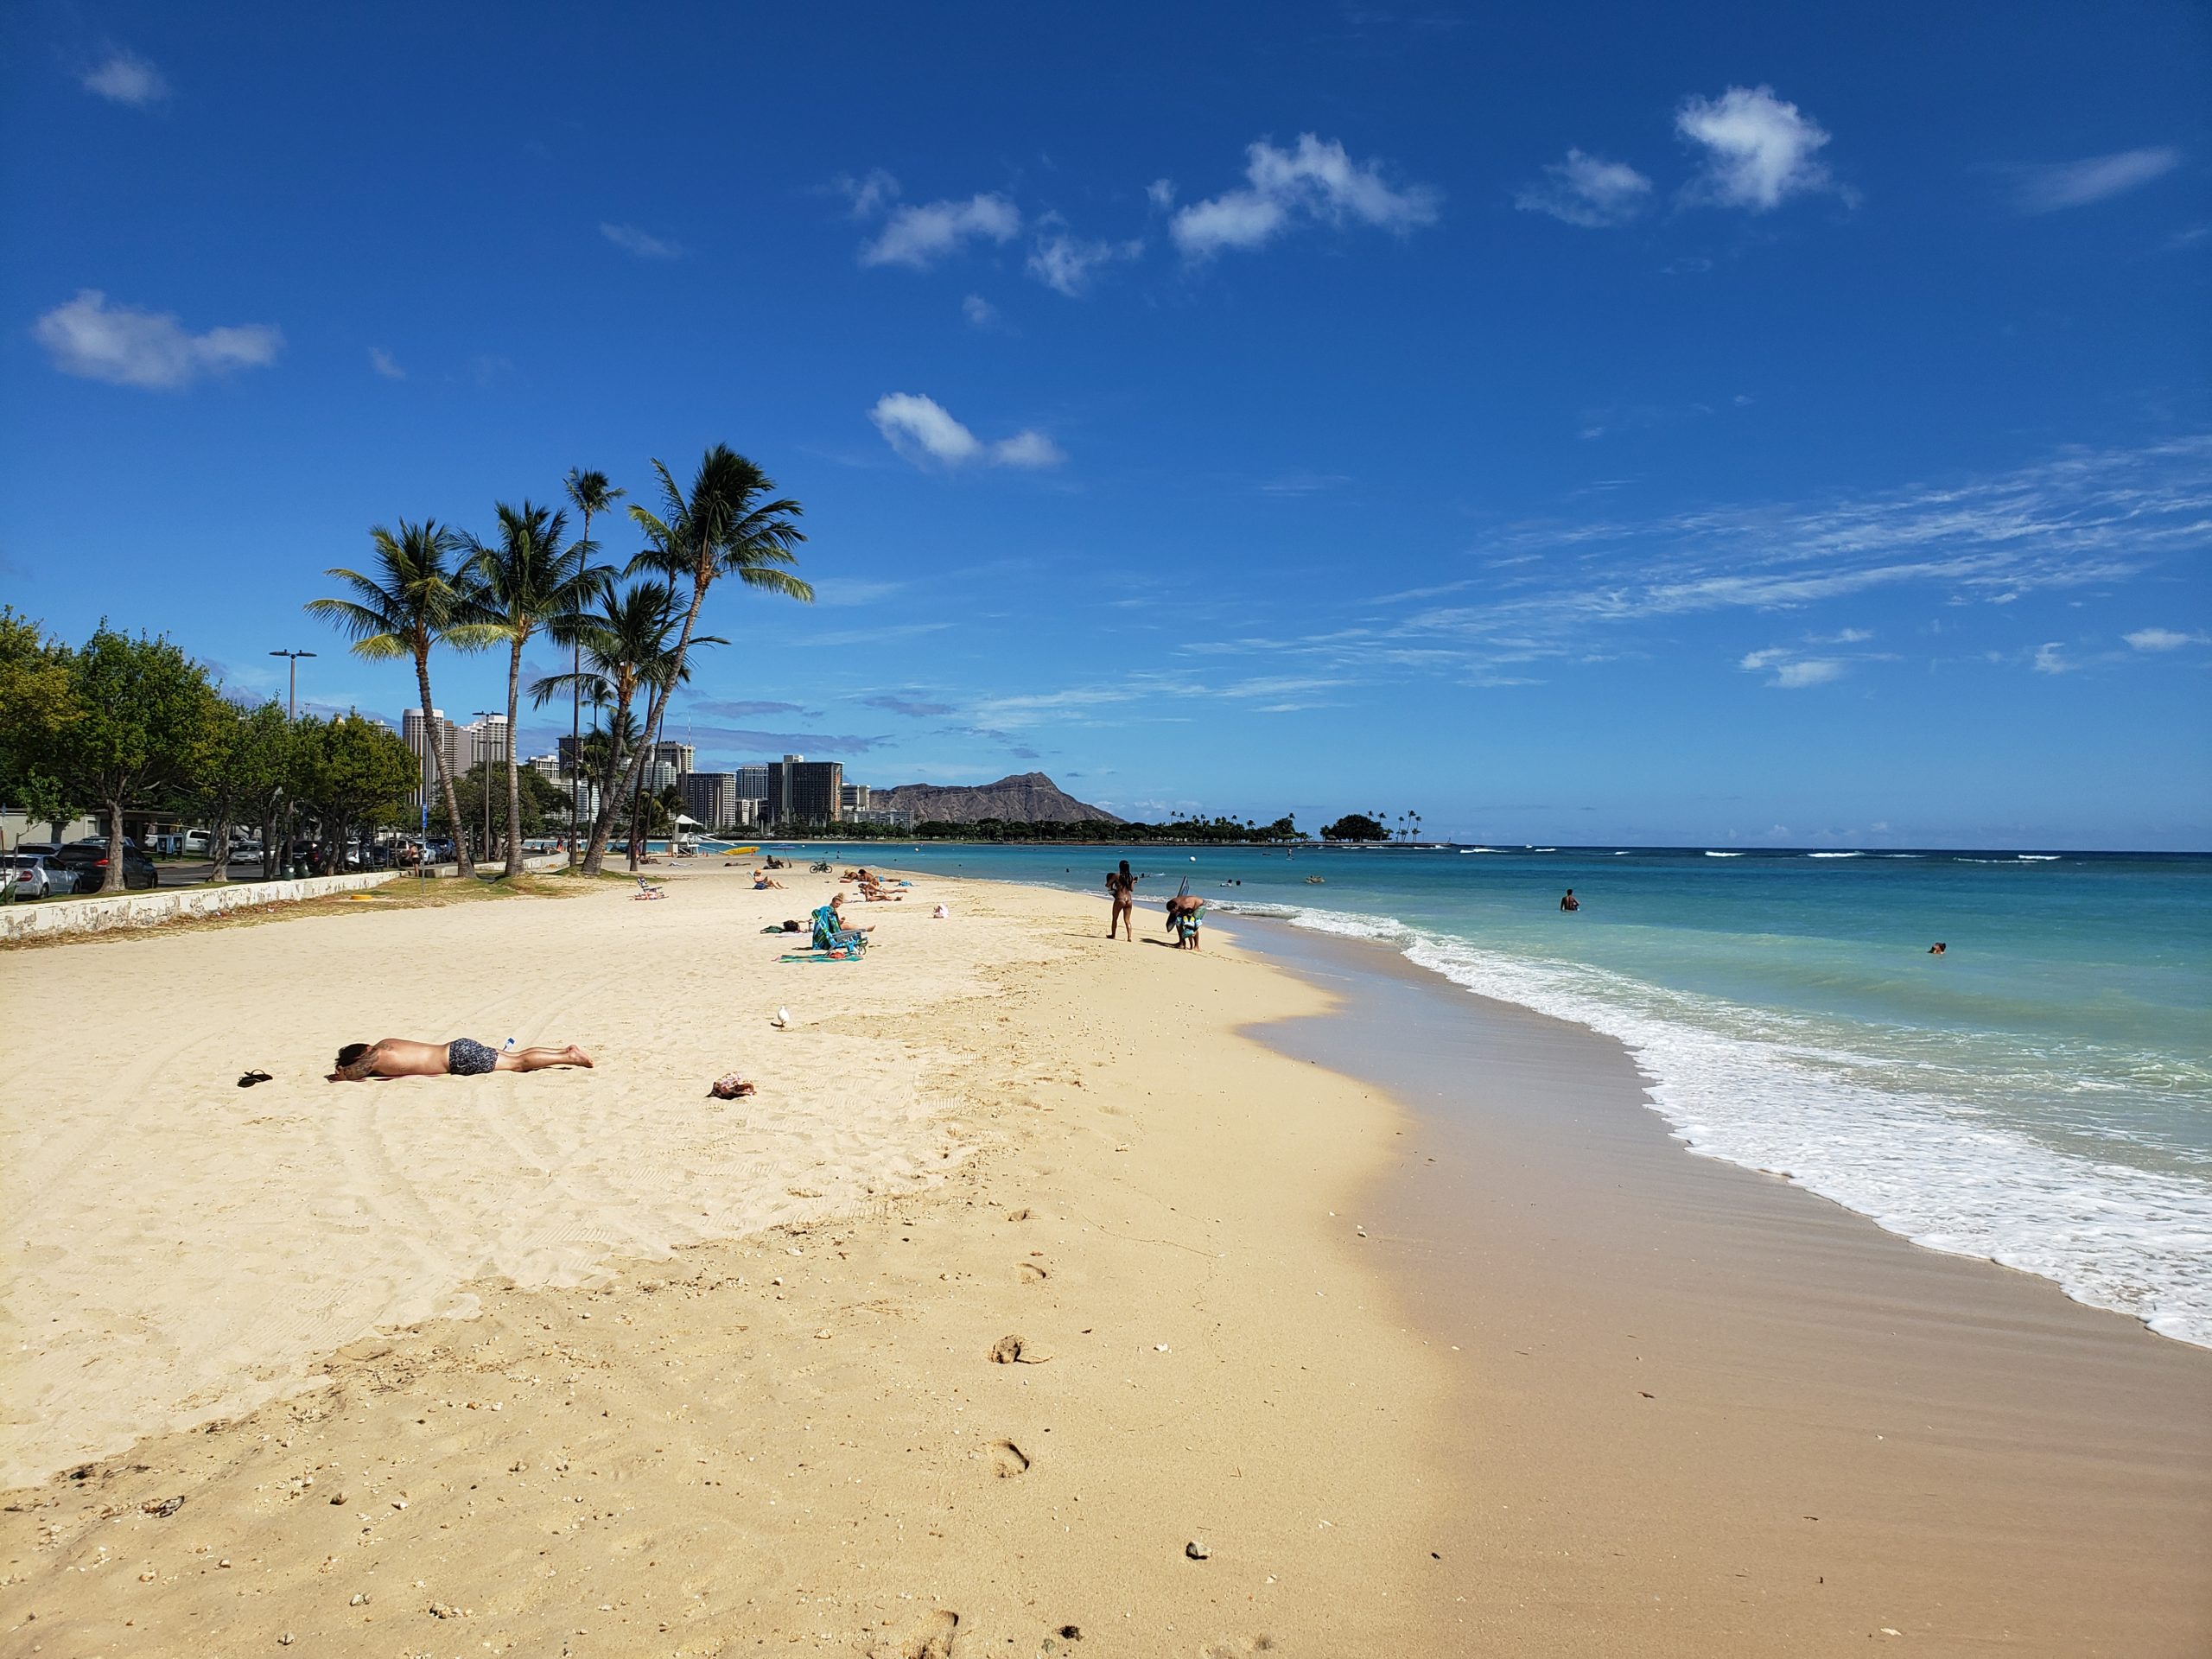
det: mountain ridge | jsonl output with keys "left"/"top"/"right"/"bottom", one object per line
{"left": 876, "top": 772, "right": 1122, "bottom": 825}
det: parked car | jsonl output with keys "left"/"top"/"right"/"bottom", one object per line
{"left": 52, "top": 838, "right": 159, "bottom": 892}
{"left": 229, "top": 842, "right": 264, "bottom": 865}
{"left": 4, "top": 852, "right": 74, "bottom": 898}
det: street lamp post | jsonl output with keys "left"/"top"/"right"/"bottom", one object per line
{"left": 473, "top": 709, "right": 499, "bottom": 869}
{"left": 268, "top": 650, "right": 316, "bottom": 720}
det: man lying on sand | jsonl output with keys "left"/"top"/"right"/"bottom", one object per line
{"left": 327, "top": 1038, "right": 594, "bottom": 1082}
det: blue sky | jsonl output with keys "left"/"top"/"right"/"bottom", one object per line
{"left": 3, "top": 3, "right": 2207, "bottom": 847}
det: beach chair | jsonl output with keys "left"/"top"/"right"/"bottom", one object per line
{"left": 633, "top": 875, "right": 667, "bottom": 900}
{"left": 810, "top": 903, "right": 867, "bottom": 952}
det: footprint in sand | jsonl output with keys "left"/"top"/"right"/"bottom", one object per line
{"left": 1199, "top": 1639, "right": 1275, "bottom": 1658}
{"left": 1018, "top": 1260, "right": 1049, "bottom": 1283}
{"left": 988, "top": 1438, "right": 1030, "bottom": 1478}
{"left": 872, "top": 1608, "right": 959, "bottom": 1659}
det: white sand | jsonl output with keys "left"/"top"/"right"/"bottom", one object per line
{"left": 0, "top": 869, "right": 1038, "bottom": 1489}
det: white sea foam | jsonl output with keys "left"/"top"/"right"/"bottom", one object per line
{"left": 1704, "top": 850, "right": 1745, "bottom": 857}
{"left": 1808, "top": 851, "right": 1864, "bottom": 858}
{"left": 1224, "top": 900, "right": 2212, "bottom": 1348}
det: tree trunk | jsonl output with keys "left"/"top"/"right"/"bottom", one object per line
{"left": 103, "top": 798, "right": 127, "bottom": 893}
{"left": 610, "top": 561, "right": 709, "bottom": 872}
{"left": 503, "top": 637, "right": 525, "bottom": 878}
{"left": 207, "top": 806, "right": 231, "bottom": 886}
{"left": 580, "top": 685, "right": 635, "bottom": 875}
{"left": 416, "top": 646, "right": 472, "bottom": 878}
{"left": 569, "top": 636, "right": 582, "bottom": 871}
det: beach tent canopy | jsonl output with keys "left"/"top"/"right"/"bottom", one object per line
{"left": 672, "top": 813, "right": 702, "bottom": 827}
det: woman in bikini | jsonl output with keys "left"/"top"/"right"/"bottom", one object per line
{"left": 1105, "top": 859, "right": 1136, "bottom": 940}
{"left": 327, "top": 1038, "right": 594, "bottom": 1081}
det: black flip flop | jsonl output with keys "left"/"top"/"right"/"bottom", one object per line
{"left": 237, "top": 1070, "right": 273, "bottom": 1088}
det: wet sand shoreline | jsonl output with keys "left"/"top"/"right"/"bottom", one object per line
{"left": 1227, "top": 914, "right": 2212, "bottom": 1656}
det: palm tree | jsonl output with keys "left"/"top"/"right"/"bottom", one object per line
{"left": 608, "top": 445, "right": 810, "bottom": 869}
{"left": 307, "top": 519, "right": 498, "bottom": 875}
{"left": 468, "top": 500, "right": 613, "bottom": 876}
{"left": 531, "top": 582, "right": 723, "bottom": 874}
{"left": 561, "top": 468, "right": 625, "bottom": 867}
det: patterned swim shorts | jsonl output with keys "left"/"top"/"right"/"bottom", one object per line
{"left": 446, "top": 1037, "right": 499, "bottom": 1077}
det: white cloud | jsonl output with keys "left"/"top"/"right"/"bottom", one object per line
{"left": 1676, "top": 86, "right": 1836, "bottom": 212}
{"left": 368, "top": 346, "right": 405, "bottom": 380}
{"left": 1027, "top": 230, "right": 1143, "bottom": 296}
{"left": 869, "top": 393, "right": 1064, "bottom": 470}
{"left": 835, "top": 168, "right": 901, "bottom": 219}
{"left": 82, "top": 49, "right": 167, "bottom": 106}
{"left": 2125, "top": 626, "right": 2202, "bottom": 652}
{"left": 2032, "top": 641, "right": 2074, "bottom": 675}
{"left": 861, "top": 194, "right": 1020, "bottom": 269}
{"left": 1739, "top": 647, "right": 1845, "bottom": 687}
{"left": 1772, "top": 658, "right": 1845, "bottom": 687}
{"left": 1147, "top": 178, "right": 1177, "bottom": 211}
{"left": 2011, "top": 148, "right": 2180, "bottom": 214}
{"left": 600, "top": 222, "right": 682, "bottom": 259}
{"left": 1171, "top": 133, "right": 1440, "bottom": 258}
{"left": 962, "top": 294, "right": 999, "bottom": 327}
{"left": 33, "top": 289, "right": 282, "bottom": 390}
{"left": 1516, "top": 149, "right": 1653, "bottom": 227}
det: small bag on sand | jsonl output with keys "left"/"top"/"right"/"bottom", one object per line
{"left": 707, "top": 1073, "right": 757, "bottom": 1100}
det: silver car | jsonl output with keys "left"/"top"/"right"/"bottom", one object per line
{"left": 5, "top": 853, "right": 73, "bottom": 899}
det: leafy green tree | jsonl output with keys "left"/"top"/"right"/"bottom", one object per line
{"left": 54, "top": 626, "right": 220, "bottom": 890}
{"left": 187, "top": 699, "right": 290, "bottom": 884}
{"left": 613, "top": 446, "right": 810, "bottom": 869}
{"left": 468, "top": 500, "right": 613, "bottom": 876}
{"left": 0, "top": 609, "right": 81, "bottom": 849}
{"left": 306, "top": 520, "right": 500, "bottom": 876}
{"left": 1322, "top": 812, "right": 1389, "bottom": 842}
{"left": 289, "top": 713, "right": 420, "bottom": 869}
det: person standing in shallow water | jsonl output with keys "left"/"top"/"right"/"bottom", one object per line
{"left": 1560, "top": 888, "right": 1580, "bottom": 912}
{"left": 1105, "top": 859, "right": 1136, "bottom": 940}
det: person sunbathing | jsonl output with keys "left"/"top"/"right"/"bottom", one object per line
{"left": 753, "top": 870, "right": 785, "bottom": 889}
{"left": 327, "top": 1038, "right": 593, "bottom": 1082}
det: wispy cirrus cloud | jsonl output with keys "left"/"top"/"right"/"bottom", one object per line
{"left": 869, "top": 392, "right": 1065, "bottom": 469}
{"left": 1195, "top": 439, "right": 2212, "bottom": 684}
{"left": 34, "top": 289, "right": 282, "bottom": 390}
{"left": 368, "top": 346, "right": 405, "bottom": 380}
{"left": 2008, "top": 147, "right": 2180, "bottom": 214}
{"left": 689, "top": 698, "right": 811, "bottom": 719}
{"left": 1516, "top": 149, "right": 1653, "bottom": 227}
{"left": 1171, "top": 133, "right": 1440, "bottom": 258}
{"left": 600, "top": 222, "right": 683, "bottom": 259}
{"left": 863, "top": 694, "right": 957, "bottom": 717}
{"left": 1675, "top": 85, "right": 1840, "bottom": 212}
{"left": 81, "top": 48, "right": 167, "bottom": 106}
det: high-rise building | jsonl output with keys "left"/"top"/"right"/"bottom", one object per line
{"left": 840, "top": 782, "right": 871, "bottom": 813}
{"left": 679, "top": 772, "right": 743, "bottom": 832}
{"left": 770, "top": 754, "right": 842, "bottom": 825}
{"left": 401, "top": 709, "right": 460, "bottom": 811}
{"left": 736, "top": 763, "right": 772, "bottom": 804}
{"left": 461, "top": 714, "right": 510, "bottom": 771}
{"left": 525, "top": 753, "right": 563, "bottom": 780}
{"left": 650, "top": 741, "right": 695, "bottom": 774}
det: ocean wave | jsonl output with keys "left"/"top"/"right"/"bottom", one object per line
{"left": 1224, "top": 899, "right": 2212, "bottom": 1349}
{"left": 1704, "top": 850, "right": 1745, "bottom": 857}
{"left": 1808, "top": 851, "right": 1864, "bottom": 859}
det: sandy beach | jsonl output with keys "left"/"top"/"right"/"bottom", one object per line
{"left": 3, "top": 867, "right": 2207, "bottom": 1655}
{"left": 1, "top": 869, "right": 1455, "bottom": 1655}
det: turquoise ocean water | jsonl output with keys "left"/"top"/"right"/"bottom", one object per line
{"left": 739, "top": 840, "right": 2212, "bottom": 1346}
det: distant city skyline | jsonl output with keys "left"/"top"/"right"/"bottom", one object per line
{"left": 3, "top": 5, "right": 2206, "bottom": 847}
